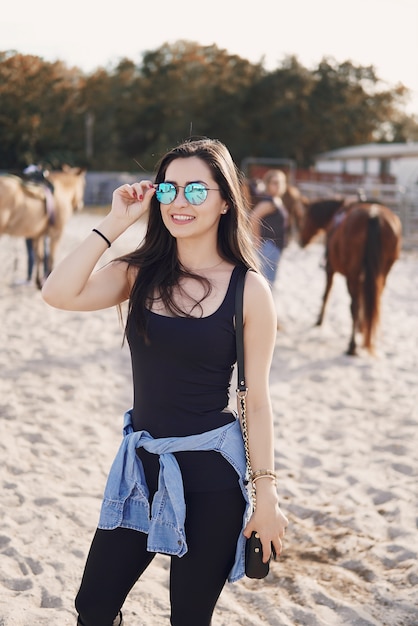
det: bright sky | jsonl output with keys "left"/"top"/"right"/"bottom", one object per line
{"left": 2, "top": 0, "right": 418, "bottom": 115}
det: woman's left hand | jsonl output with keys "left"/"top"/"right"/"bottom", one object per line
{"left": 243, "top": 483, "right": 288, "bottom": 562}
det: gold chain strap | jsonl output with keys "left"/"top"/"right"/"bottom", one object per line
{"left": 236, "top": 268, "right": 257, "bottom": 510}
{"left": 238, "top": 390, "right": 256, "bottom": 509}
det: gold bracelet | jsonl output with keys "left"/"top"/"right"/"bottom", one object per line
{"left": 250, "top": 469, "right": 277, "bottom": 481}
{"left": 252, "top": 474, "right": 277, "bottom": 486}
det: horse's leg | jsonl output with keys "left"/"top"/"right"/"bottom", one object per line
{"left": 46, "top": 232, "right": 60, "bottom": 279}
{"left": 346, "top": 276, "right": 360, "bottom": 356}
{"left": 25, "top": 238, "right": 35, "bottom": 282}
{"left": 316, "top": 262, "right": 334, "bottom": 326}
{"left": 33, "top": 237, "right": 45, "bottom": 289}
{"left": 43, "top": 235, "right": 51, "bottom": 275}
{"left": 33, "top": 235, "right": 53, "bottom": 289}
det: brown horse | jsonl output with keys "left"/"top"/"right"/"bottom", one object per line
{"left": 299, "top": 198, "right": 402, "bottom": 355}
{"left": 0, "top": 166, "right": 86, "bottom": 287}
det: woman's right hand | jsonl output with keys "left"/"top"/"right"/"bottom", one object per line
{"left": 110, "top": 180, "right": 156, "bottom": 225}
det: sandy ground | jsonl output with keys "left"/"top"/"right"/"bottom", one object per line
{"left": 0, "top": 210, "right": 417, "bottom": 625}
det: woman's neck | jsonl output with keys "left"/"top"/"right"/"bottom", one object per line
{"left": 181, "top": 258, "right": 225, "bottom": 272}
{"left": 176, "top": 240, "right": 223, "bottom": 272}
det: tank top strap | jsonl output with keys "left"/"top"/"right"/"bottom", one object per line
{"left": 216, "top": 265, "right": 247, "bottom": 317}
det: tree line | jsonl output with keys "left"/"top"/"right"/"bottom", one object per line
{"left": 1, "top": 41, "right": 417, "bottom": 173}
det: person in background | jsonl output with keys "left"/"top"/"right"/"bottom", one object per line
{"left": 42, "top": 137, "right": 288, "bottom": 626}
{"left": 249, "top": 169, "right": 289, "bottom": 288}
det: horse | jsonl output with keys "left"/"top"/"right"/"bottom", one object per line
{"left": 0, "top": 166, "right": 86, "bottom": 288}
{"left": 299, "top": 198, "right": 402, "bottom": 355}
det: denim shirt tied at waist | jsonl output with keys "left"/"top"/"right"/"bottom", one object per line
{"left": 98, "top": 409, "right": 251, "bottom": 582}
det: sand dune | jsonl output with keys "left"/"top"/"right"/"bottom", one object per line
{"left": 1, "top": 211, "right": 417, "bottom": 625}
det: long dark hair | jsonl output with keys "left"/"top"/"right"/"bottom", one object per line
{"left": 119, "top": 137, "right": 259, "bottom": 338}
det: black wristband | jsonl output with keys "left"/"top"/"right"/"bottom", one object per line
{"left": 92, "top": 228, "right": 111, "bottom": 248}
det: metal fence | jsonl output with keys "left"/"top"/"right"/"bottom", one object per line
{"left": 84, "top": 171, "right": 152, "bottom": 206}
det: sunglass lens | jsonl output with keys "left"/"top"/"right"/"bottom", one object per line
{"left": 185, "top": 183, "right": 207, "bottom": 205}
{"left": 156, "top": 182, "right": 176, "bottom": 204}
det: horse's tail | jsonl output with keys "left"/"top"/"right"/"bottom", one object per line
{"left": 362, "top": 207, "right": 384, "bottom": 352}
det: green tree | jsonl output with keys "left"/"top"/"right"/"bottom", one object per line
{"left": 114, "top": 41, "right": 262, "bottom": 169}
{"left": 0, "top": 46, "right": 416, "bottom": 172}
{"left": 244, "top": 55, "right": 313, "bottom": 164}
{"left": 81, "top": 66, "right": 125, "bottom": 170}
{"left": 0, "top": 51, "right": 85, "bottom": 169}
{"left": 388, "top": 112, "right": 418, "bottom": 142}
{"left": 304, "top": 58, "right": 408, "bottom": 161}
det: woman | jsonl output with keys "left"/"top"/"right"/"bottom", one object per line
{"left": 42, "top": 138, "right": 288, "bottom": 626}
{"left": 250, "top": 169, "right": 289, "bottom": 288}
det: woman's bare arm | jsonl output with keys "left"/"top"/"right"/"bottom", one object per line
{"left": 241, "top": 271, "right": 288, "bottom": 558}
{"left": 42, "top": 181, "right": 155, "bottom": 311}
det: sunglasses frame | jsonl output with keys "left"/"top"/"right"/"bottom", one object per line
{"left": 155, "top": 181, "right": 220, "bottom": 206}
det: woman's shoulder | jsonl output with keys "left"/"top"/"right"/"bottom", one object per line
{"left": 244, "top": 269, "right": 272, "bottom": 301}
{"left": 243, "top": 270, "right": 276, "bottom": 335}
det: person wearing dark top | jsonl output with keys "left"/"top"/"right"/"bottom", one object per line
{"left": 42, "top": 138, "right": 288, "bottom": 626}
{"left": 250, "top": 169, "right": 289, "bottom": 287}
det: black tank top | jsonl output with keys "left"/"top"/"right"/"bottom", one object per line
{"left": 126, "top": 265, "right": 244, "bottom": 492}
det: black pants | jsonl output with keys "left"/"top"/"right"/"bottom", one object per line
{"left": 75, "top": 487, "right": 245, "bottom": 626}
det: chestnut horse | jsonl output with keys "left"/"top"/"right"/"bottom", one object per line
{"left": 299, "top": 198, "right": 402, "bottom": 355}
{"left": 0, "top": 166, "right": 86, "bottom": 287}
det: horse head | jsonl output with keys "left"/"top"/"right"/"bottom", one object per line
{"left": 61, "top": 165, "right": 86, "bottom": 212}
{"left": 49, "top": 167, "right": 86, "bottom": 215}
{"left": 299, "top": 198, "right": 346, "bottom": 247}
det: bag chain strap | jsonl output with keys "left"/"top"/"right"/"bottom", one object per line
{"left": 235, "top": 268, "right": 256, "bottom": 509}
{"left": 238, "top": 390, "right": 256, "bottom": 509}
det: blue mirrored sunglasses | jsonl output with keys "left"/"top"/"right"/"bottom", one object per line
{"left": 155, "top": 182, "right": 219, "bottom": 206}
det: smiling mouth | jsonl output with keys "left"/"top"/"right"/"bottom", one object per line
{"left": 171, "top": 214, "right": 195, "bottom": 223}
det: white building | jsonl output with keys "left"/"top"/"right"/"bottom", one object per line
{"left": 314, "top": 142, "right": 418, "bottom": 188}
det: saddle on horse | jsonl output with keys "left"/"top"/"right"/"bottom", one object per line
{"left": 21, "top": 166, "right": 56, "bottom": 225}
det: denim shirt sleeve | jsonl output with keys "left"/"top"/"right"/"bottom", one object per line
{"left": 98, "top": 409, "right": 251, "bottom": 582}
